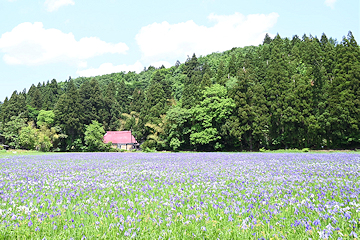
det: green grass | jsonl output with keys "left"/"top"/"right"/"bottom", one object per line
{"left": 0, "top": 149, "right": 50, "bottom": 158}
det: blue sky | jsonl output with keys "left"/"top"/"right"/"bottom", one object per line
{"left": 0, "top": 0, "right": 359, "bottom": 100}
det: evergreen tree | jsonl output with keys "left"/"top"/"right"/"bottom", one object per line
{"left": 265, "top": 34, "right": 291, "bottom": 148}
{"left": 0, "top": 97, "right": 9, "bottom": 123}
{"left": 6, "top": 91, "right": 26, "bottom": 121}
{"left": 117, "top": 80, "right": 130, "bottom": 113}
{"left": 101, "top": 82, "right": 120, "bottom": 131}
{"left": 228, "top": 55, "right": 269, "bottom": 151}
{"left": 328, "top": 31, "right": 360, "bottom": 148}
{"left": 291, "top": 35, "right": 301, "bottom": 48}
{"left": 228, "top": 54, "right": 238, "bottom": 77}
{"left": 201, "top": 73, "right": 212, "bottom": 88}
{"left": 216, "top": 60, "right": 226, "bottom": 85}
{"left": 144, "top": 81, "right": 167, "bottom": 122}
{"left": 181, "top": 54, "right": 202, "bottom": 109}
{"left": 79, "top": 80, "right": 102, "bottom": 126}
{"left": 263, "top": 33, "right": 272, "bottom": 45}
{"left": 201, "top": 62, "right": 213, "bottom": 78}
{"left": 31, "top": 88, "right": 42, "bottom": 110}
{"left": 130, "top": 88, "right": 145, "bottom": 113}
{"left": 26, "top": 84, "right": 36, "bottom": 107}
{"left": 54, "top": 80, "right": 84, "bottom": 148}
{"left": 41, "top": 79, "right": 60, "bottom": 110}
{"left": 183, "top": 53, "right": 199, "bottom": 79}
{"left": 181, "top": 73, "right": 202, "bottom": 109}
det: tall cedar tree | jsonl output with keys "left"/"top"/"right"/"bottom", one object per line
{"left": 31, "top": 88, "right": 42, "bottom": 110}
{"left": 143, "top": 74, "right": 167, "bottom": 123}
{"left": 41, "top": 79, "right": 60, "bottom": 110}
{"left": 101, "top": 82, "right": 121, "bottom": 131}
{"left": 117, "top": 80, "right": 130, "bottom": 114}
{"left": 79, "top": 79, "right": 104, "bottom": 126}
{"left": 130, "top": 88, "right": 145, "bottom": 113}
{"left": 229, "top": 52, "right": 268, "bottom": 151}
{"left": 182, "top": 54, "right": 202, "bottom": 109}
{"left": 54, "top": 80, "right": 84, "bottom": 143}
{"left": 328, "top": 31, "right": 360, "bottom": 148}
{"left": 265, "top": 34, "right": 291, "bottom": 149}
{"left": 5, "top": 91, "right": 26, "bottom": 122}
{"left": 0, "top": 97, "right": 9, "bottom": 123}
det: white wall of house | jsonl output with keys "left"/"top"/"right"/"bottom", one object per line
{"left": 114, "top": 143, "right": 135, "bottom": 150}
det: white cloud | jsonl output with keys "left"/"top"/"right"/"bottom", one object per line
{"left": 324, "top": 0, "right": 336, "bottom": 8}
{"left": 44, "top": 0, "right": 74, "bottom": 12}
{"left": 0, "top": 22, "right": 128, "bottom": 67}
{"left": 135, "top": 12, "right": 279, "bottom": 63}
{"left": 77, "top": 61, "right": 144, "bottom": 77}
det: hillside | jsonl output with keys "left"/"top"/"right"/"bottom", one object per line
{"left": 0, "top": 32, "right": 359, "bottom": 152}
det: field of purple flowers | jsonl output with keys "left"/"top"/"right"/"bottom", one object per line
{"left": 0, "top": 152, "right": 359, "bottom": 239}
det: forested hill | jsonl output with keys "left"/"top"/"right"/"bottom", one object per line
{"left": 0, "top": 32, "right": 359, "bottom": 152}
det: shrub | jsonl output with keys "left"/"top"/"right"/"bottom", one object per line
{"left": 302, "top": 148, "right": 310, "bottom": 152}
{"left": 143, "top": 147, "right": 156, "bottom": 153}
{"left": 259, "top": 147, "right": 266, "bottom": 152}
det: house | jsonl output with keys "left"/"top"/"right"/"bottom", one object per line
{"left": 103, "top": 131, "right": 139, "bottom": 150}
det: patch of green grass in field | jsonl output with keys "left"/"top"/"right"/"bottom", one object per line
{"left": 0, "top": 150, "right": 49, "bottom": 158}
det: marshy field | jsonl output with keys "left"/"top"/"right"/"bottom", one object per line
{"left": 0, "top": 152, "right": 359, "bottom": 239}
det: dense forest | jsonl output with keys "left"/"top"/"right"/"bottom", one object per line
{"left": 0, "top": 31, "right": 359, "bottom": 152}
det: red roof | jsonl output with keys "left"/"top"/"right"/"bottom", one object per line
{"left": 103, "top": 131, "right": 137, "bottom": 144}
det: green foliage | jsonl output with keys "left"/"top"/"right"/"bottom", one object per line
{"left": 143, "top": 116, "right": 167, "bottom": 150}
{"left": 37, "top": 125, "right": 62, "bottom": 152}
{"left": 190, "top": 84, "right": 235, "bottom": 150}
{"left": 19, "top": 122, "right": 38, "bottom": 150}
{"left": 102, "top": 82, "right": 121, "bottom": 131}
{"left": 259, "top": 147, "right": 267, "bottom": 152}
{"left": 169, "top": 137, "right": 183, "bottom": 151}
{"left": 79, "top": 79, "right": 104, "bottom": 126}
{"left": 165, "top": 106, "right": 192, "bottom": 151}
{"left": 54, "top": 80, "right": 84, "bottom": 149}
{"left": 26, "top": 105, "right": 39, "bottom": 123}
{"left": 142, "top": 147, "right": 157, "bottom": 152}
{"left": 84, "top": 120, "right": 110, "bottom": 152}
{"left": 37, "top": 110, "right": 55, "bottom": 127}
{"left": 2, "top": 114, "right": 27, "bottom": 149}
{"left": 31, "top": 88, "right": 42, "bottom": 110}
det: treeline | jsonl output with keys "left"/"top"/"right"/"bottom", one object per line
{"left": 0, "top": 31, "right": 359, "bottom": 151}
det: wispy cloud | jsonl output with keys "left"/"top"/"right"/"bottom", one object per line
{"left": 135, "top": 12, "right": 279, "bottom": 64}
{"left": 0, "top": 22, "right": 128, "bottom": 67}
{"left": 324, "top": 0, "right": 337, "bottom": 9}
{"left": 44, "top": 0, "right": 75, "bottom": 12}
